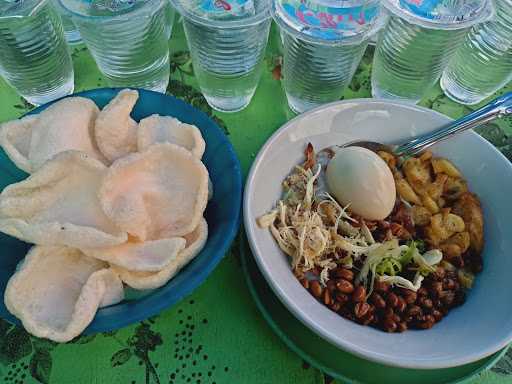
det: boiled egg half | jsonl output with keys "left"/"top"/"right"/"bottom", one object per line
{"left": 326, "top": 146, "right": 396, "bottom": 221}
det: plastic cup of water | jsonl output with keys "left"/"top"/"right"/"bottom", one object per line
{"left": 440, "top": 0, "right": 512, "bottom": 105}
{"left": 0, "top": 0, "right": 74, "bottom": 105}
{"left": 60, "top": 0, "right": 171, "bottom": 93}
{"left": 273, "top": 0, "right": 386, "bottom": 114}
{"left": 170, "top": 0, "right": 272, "bottom": 113}
{"left": 372, "top": 0, "right": 495, "bottom": 104}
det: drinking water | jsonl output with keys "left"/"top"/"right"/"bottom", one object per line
{"left": 172, "top": 0, "right": 271, "bottom": 112}
{"left": 273, "top": 0, "right": 383, "bottom": 113}
{"left": 441, "top": 0, "right": 512, "bottom": 105}
{"left": 60, "top": 0, "right": 171, "bottom": 92}
{"left": 60, "top": 12, "right": 81, "bottom": 43}
{"left": 282, "top": 32, "right": 370, "bottom": 113}
{"left": 372, "top": 16, "right": 468, "bottom": 103}
{"left": 53, "top": 0, "right": 81, "bottom": 44}
{"left": 0, "top": 0, "right": 74, "bottom": 105}
{"left": 371, "top": 0, "right": 494, "bottom": 104}
{"left": 165, "top": 1, "right": 175, "bottom": 39}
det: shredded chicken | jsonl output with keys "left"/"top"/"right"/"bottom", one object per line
{"left": 257, "top": 151, "right": 372, "bottom": 285}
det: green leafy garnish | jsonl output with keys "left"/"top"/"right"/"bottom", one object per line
{"left": 415, "top": 249, "right": 443, "bottom": 276}
{"left": 379, "top": 273, "right": 424, "bottom": 292}
{"left": 415, "top": 239, "right": 427, "bottom": 254}
{"left": 376, "top": 258, "right": 402, "bottom": 276}
{"left": 357, "top": 240, "right": 443, "bottom": 294}
{"left": 399, "top": 241, "right": 417, "bottom": 265}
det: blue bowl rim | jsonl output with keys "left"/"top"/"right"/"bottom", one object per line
{"left": 0, "top": 88, "right": 242, "bottom": 334}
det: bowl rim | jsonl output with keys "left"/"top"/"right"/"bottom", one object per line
{"left": 0, "top": 88, "right": 242, "bottom": 334}
{"left": 244, "top": 98, "right": 512, "bottom": 369}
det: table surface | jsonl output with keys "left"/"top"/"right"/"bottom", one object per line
{"left": 0, "top": 20, "right": 511, "bottom": 384}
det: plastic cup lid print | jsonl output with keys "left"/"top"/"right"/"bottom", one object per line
{"left": 382, "top": 0, "right": 495, "bottom": 28}
{"left": 194, "top": 0, "right": 256, "bottom": 19}
{"left": 273, "top": 0, "right": 385, "bottom": 43}
{"left": 0, "top": 0, "right": 46, "bottom": 17}
{"left": 282, "top": 0, "right": 379, "bottom": 37}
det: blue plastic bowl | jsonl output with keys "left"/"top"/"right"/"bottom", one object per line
{"left": 0, "top": 88, "right": 242, "bottom": 334}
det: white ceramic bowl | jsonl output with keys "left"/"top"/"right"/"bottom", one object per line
{"left": 244, "top": 99, "right": 512, "bottom": 369}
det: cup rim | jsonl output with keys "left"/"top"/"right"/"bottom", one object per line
{"left": 58, "top": 0, "right": 166, "bottom": 22}
{"left": 0, "top": 0, "right": 49, "bottom": 18}
{"left": 380, "top": 0, "right": 495, "bottom": 30}
{"left": 272, "top": 2, "right": 387, "bottom": 46}
{"left": 170, "top": 0, "right": 271, "bottom": 29}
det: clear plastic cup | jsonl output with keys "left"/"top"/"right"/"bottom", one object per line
{"left": 171, "top": 0, "right": 272, "bottom": 113}
{"left": 0, "top": 0, "right": 74, "bottom": 105}
{"left": 440, "top": 0, "right": 512, "bottom": 105}
{"left": 165, "top": 2, "right": 176, "bottom": 39}
{"left": 53, "top": 0, "right": 81, "bottom": 44}
{"left": 60, "top": 0, "right": 171, "bottom": 93}
{"left": 372, "top": 0, "right": 495, "bottom": 104}
{"left": 273, "top": 0, "right": 385, "bottom": 114}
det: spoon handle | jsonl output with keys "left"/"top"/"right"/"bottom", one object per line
{"left": 395, "top": 92, "right": 512, "bottom": 157}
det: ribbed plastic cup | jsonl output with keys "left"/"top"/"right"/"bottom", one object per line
{"left": 60, "top": 0, "right": 171, "bottom": 93}
{"left": 0, "top": 0, "right": 74, "bottom": 105}
{"left": 171, "top": 0, "right": 271, "bottom": 113}
{"left": 273, "top": 0, "right": 385, "bottom": 114}
{"left": 372, "top": 0, "right": 495, "bottom": 104}
{"left": 53, "top": 0, "right": 81, "bottom": 44}
{"left": 165, "top": 1, "right": 176, "bottom": 40}
{"left": 440, "top": 0, "right": 512, "bottom": 105}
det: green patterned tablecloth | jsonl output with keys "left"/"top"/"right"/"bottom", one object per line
{"left": 0, "top": 21, "right": 511, "bottom": 384}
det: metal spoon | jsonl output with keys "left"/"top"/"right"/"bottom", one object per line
{"left": 340, "top": 92, "right": 512, "bottom": 157}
